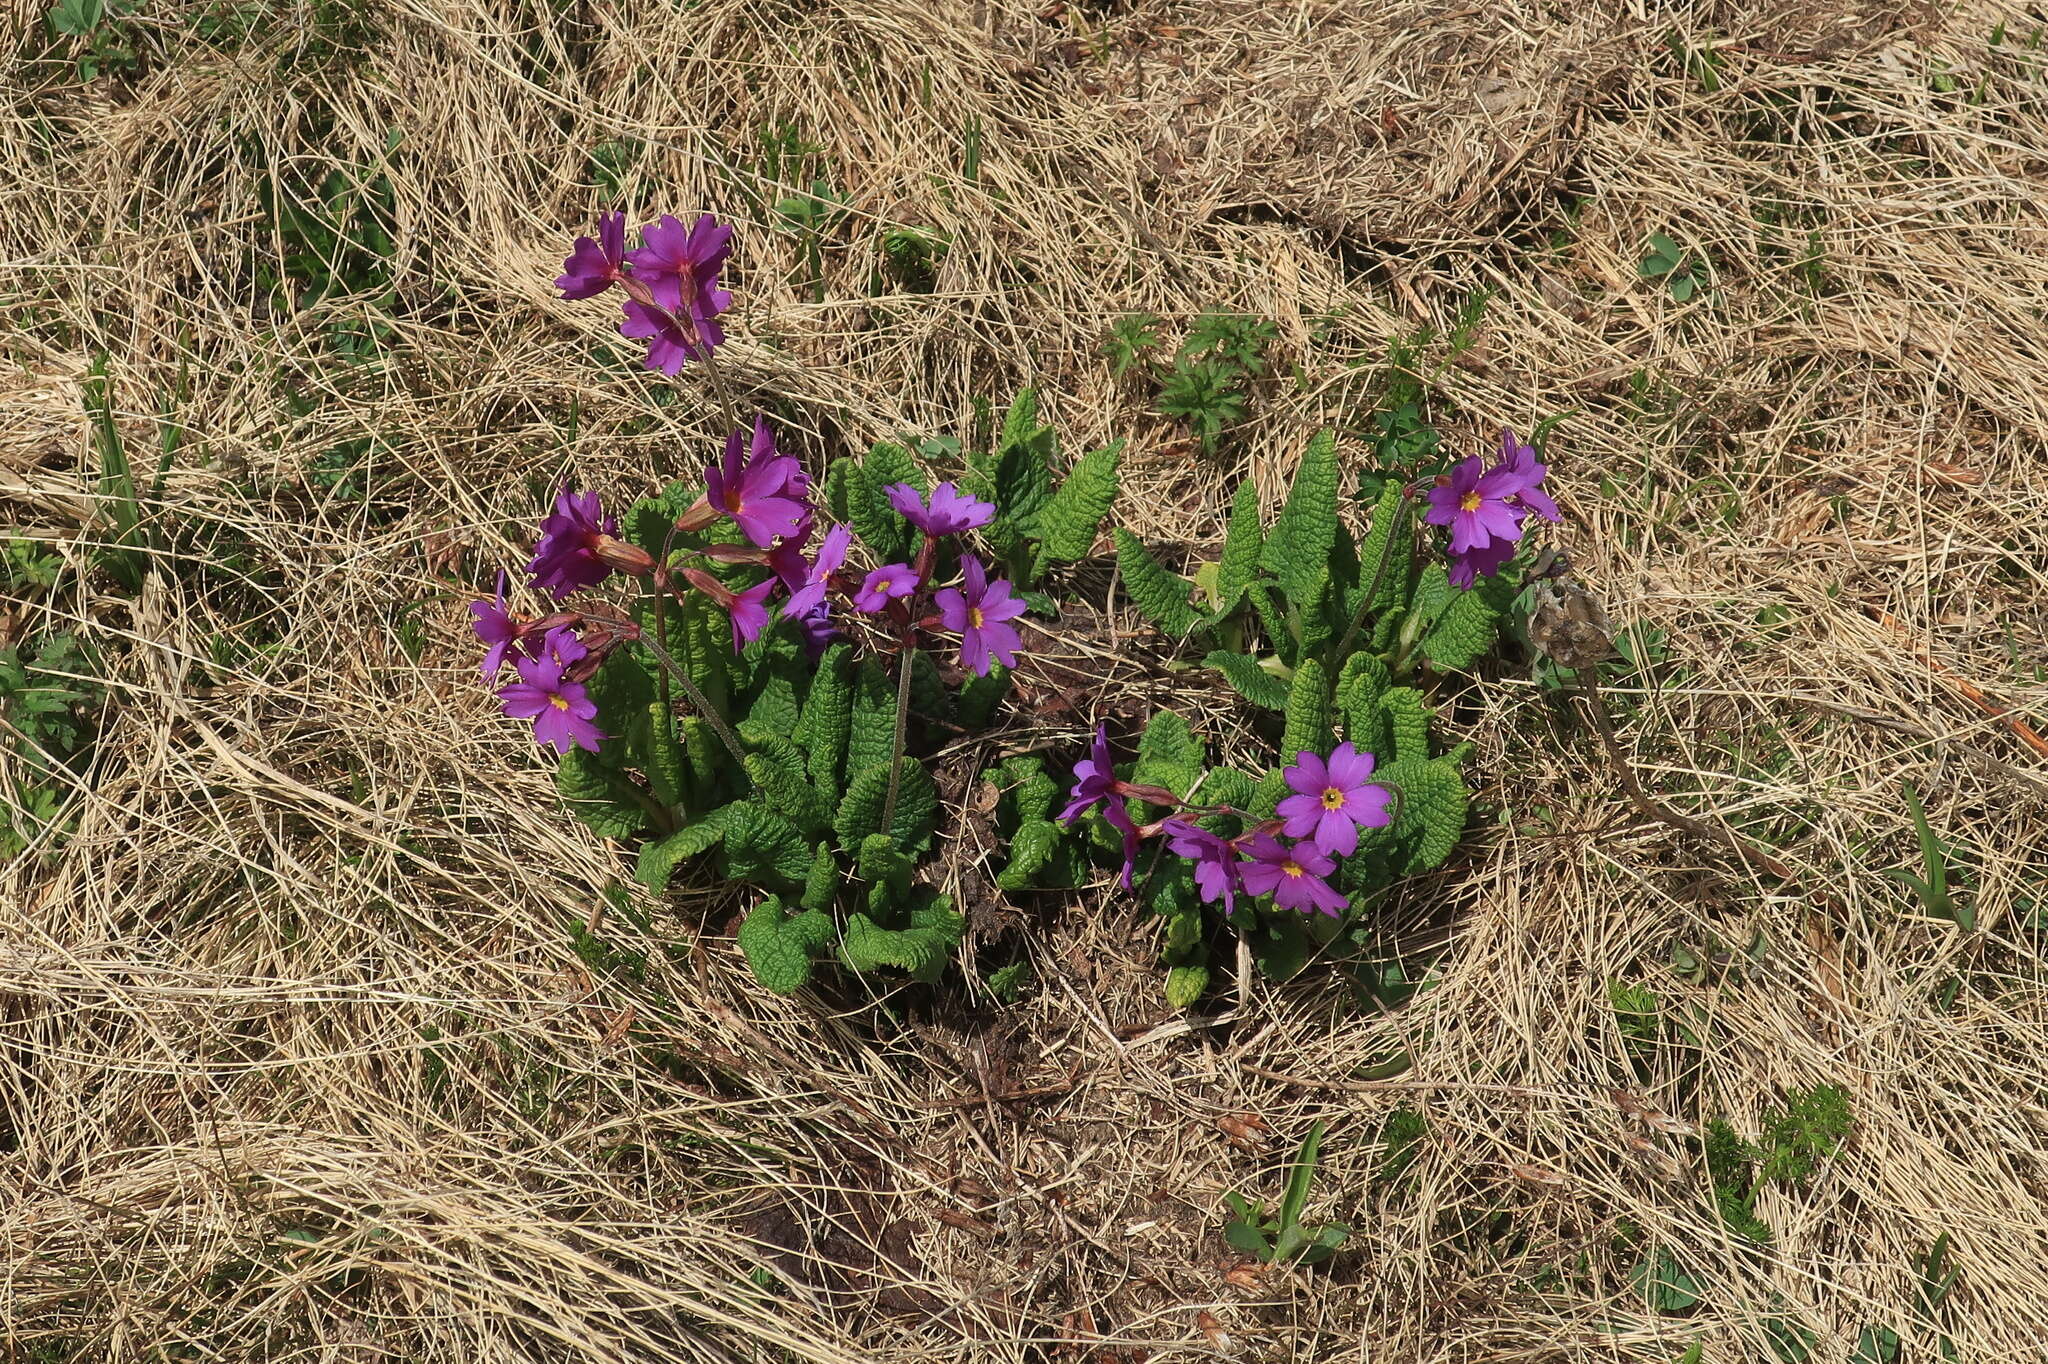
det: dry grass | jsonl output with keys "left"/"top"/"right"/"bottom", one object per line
{"left": 6, "top": 0, "right": 2048, "bottom": 1358}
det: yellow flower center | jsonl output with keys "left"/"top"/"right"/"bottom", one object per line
{"left": 968, "top": 606, "right": 985, "bottom": 628}
{"left": 549, "top": 694, "right": 571, "bottom": 710}
{"left": 1459, "top": 491, "right": 1483, "bottom": 512}
{"left": 1280, "top": 859, "right": 1304, "bottom": 878}
{"left": 724, "top": 490, "right": 745, "bottom": 514}
{"left": 875, "top": 577, "right": 893, "bottom": 593}
{"left": 1320, "top": 787, "right": 1346, "bottom": 811}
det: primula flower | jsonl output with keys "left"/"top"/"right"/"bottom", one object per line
{"left": 775, "top": 523, "right": 852, "bottom": 619}
{"left": 852, "top": 563, "right": 918, "bottom": 613}
{"left": 620, "top": 297, "right": 718, "bottom": 375}
{"left": 885, "top": 481, "right": 995, "bottom": 537}
{"left": 625, "top": 213, "right": 734, "bottom": 330}
{"left": 469, "top": 570, "right": 523, "bottom": 679}
{"left": 1238, "top": 833, "right": 1348, "bottom": 916}
{"left": 1163, "top": 818, "right": 1243, "bottom": 912}
{"left": 1425, "top": 455, "right": 1528, "bottom": 556}
{"left": 527, "top": 486, "right": 619, "bottom": 599}
{"left": 1446, "top": 536, "right": 1518, "bottom": 590}
{"left": 934, "top": 554, "right": 1026, "bottom": 676}
{"left": 726, "top": 578, "right": 778, "bottom": 651}
{"left": 1058, "top": 725, "right": 1117, "bottom": 824}
{"left": 706, "top": 419, "right": 809, "bottom": 548}
{"left": 497, "top": 628, "right": 603, "bottom": 756}
{"left": 1275, "top": 742, "right": 1392, "bottom": 858}
{"left": 1493, "top": 429, "right": 1561, "bottom": 523}
{"left": 555, "top": 211, "right": 627, "bottom": 299}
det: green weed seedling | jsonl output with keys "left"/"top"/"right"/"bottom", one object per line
{"left": 1889, "top": 779, "right": 1973, "bottom": 932}
{"left": 47, "top": 0, "right": 141, "bottom": 80}
{"left": 1640, "top": 232, "right": 1710, "bottom": 302}
{"left": 1222, "top": 1120, "right": 1350, "bottom": 1266}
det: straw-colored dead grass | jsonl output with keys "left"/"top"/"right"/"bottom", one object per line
{"left": 6, "top": 0, "right": 2048, "bottom": 1357}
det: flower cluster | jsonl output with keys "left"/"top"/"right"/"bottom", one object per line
{"left": 1060, "top": 730, "right": 1392, "bottom": 917}
{"left": 473, "top": 215, "right": 1033, "bottom": 753}
{"left": 1422, "top": 428, "right": 1560, "bottom": 588}
{"left": 556, "top": 212, "right": 734, "bottom": 374}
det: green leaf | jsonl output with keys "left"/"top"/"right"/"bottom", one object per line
{"left": 1246, "top": 580, "right": 1294, "bottom": 666}
{"left": 1224, "top": 1218, "right": 1272, "bottom": 1258}
{"left": 996, "top": 817, "right": 1061, "bottom": 890}
{"left": 833, "top": 756, "right": 937, "bottom": 853}
{"left": 956, "top": 663, "right": 1011, "bottom": 729}
{"left": 800, "top": 642, "right": 854, "bottom": 799}
{"left": 1259, "top": 429, "right": 1340, "bottom": 613}
{"left": 1035, "top": 440, "right": 1121, "bottom": 569}
{"left": 1412, "top": 563, "right": 1514, "bottom": 672}
{"left": 1001, "top": 754, "right": 1059, "bottom": 824}
{"left": 823, "top": 456, "right": 857, "bottom": 522}
{"left": 744, "top": 661, "right": 805, "bottom": 739}
{"left": 907, "top": 647, "right": 949, "bottom": 726}
{"left": 1278, "top": 1121, "right": 1326, "bottom": 1234}
{"left": 1215, "top": 479, "right": 1264, "bottom": 611}
{"left": 1380, "top": 687, "right": 1432, "bottom": 764}
{"left": 636, "top": 804, "right": 735, "bottom": 891}
{"left": 1280, "top": 658, "right": 1332, "bottom": 759}
{"left": 1250, "top": 766, "right": 1289, "bottom": 820}
{"left": 1133, "top": 710, "right": 1205, "bottom": 801}
{"left": 744, "top": 747, "right": 831, "bottom": 837}
{"left": 840, "top": 908, "right": 961, "bottom": 980}
{"left": 722, "top": 803, "right": 814, "bottom": 887}
{"left": 645, "top": 701, "right": 687, "bottom": 807}
{"left": 1164, "top": 963, "right": 1209, "bottom": 1009}
{"left": 1335, "top": 652, "right": 1392, "bottom": 756}
{"left": 1205, "top": 650, "right": 1289, "bottom": 710}
{"left": 1350, "top": 481, "right": 1410, "bottom": 620}
{"left": 1113, "top": 529, "right": 1202, "bottom": 636}
{"left": 1379, "top": 756, "right": 1466, "bottom": 873}
{"left": 555, "top": 749, "right": 650, "bottom": 839}
{"left": 857, "top": 830, "right": 915, "bottom": 897}
{"left": 738, "top": 900, "right": 834, "bottom": 995}
{"left": 1630, "top": 1248, "right": 1701, "bottom": 1312}
{"left": 846, "top": 456, "right": 913, "bottom": 564}
{"left": 846, "top": 659, "right": 899, "bottom": 779}
{"left": 799, "top": 843, "right": 840, "bottom": 911}
{"left": 584, "top": 648, "right": 656, "bottom": 740}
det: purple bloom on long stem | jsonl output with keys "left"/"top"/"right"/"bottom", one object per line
{"left": 934, "top": 554, "right": 1027, "bottom": 676}
{"left": 527, "top": 486, "right": 619, "bottom": 599}
{"left": 885, "top": 481, "right": 995, "bottom": 537}
{"left": 726, "top": 578, "right": 778, "bottom": 651}
{"left": 1493, "top": 429, "right": 1561, "bottom": 523}
{"left": 775, "top": 523, "right": 853, "bottom": 619}
{"left": 497, "top": 628, "right": 603, "bottom": 756}
{"left": 1058, "top": 725, "right": 1117, "bottom": 824}
{"left": 1424, "top": 455, "right": 1528, "bottom": 556}
{"left": 1164, "top": 818, "right": 1243, "bottom": 913}
{"left": 1237, "top": 833, "right": 1348, "bottom": 916}
{"left": 469, "top": 570, "right": 521, "bottom": 679}
{"left": 619, "top": 297, "right": 721, "bottom": 374}
{"left": 626, "top": 213, "right": 734, "bottom": 330}
{"left": 852, "top": 563, "right": 918, "bottom": 613}
{"left": 1275, "top": 743, "right": 1391, "bottom": 858}
{"left": 555, "top": 211, "right": 627, "bottom": 299}
{"left": 705, "top": 418, "right": 809, "bottom": 548}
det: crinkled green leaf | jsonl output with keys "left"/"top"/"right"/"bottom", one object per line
{"left": 1378, "top": 756, "right": 1466, "bottom": 873}
{"left": 584, "top": 648, "right": 655, "bottom": 746}
{"left": 744, "top": 745, "right": 830, "bottom": 837}
{"left": 1114, "top": 529, "right": 1203, "bottom": 636}
{"left": 1280, "top": 657, "right": 1332, "bottom": 759}
{"left": 1351, "top": 481, "right": 1411, "bottom": 620}
{"left": 738, "top": 900, "right": 834, "bottom": 995}
{"left": 1002, "top": 754, "right": 1059, "bottom": 825}
{"left": 1133, "top": 709, "right": 1204, "bottom": 800}
{"left": 555, "top": 749, "right": 650, "bottom": 839}
{"left": 1415, "top": 563, "right": 1516, "bottom": 671}
{"left": 956, "top": 663, "right": 1011, "bottom": 730}
{"left": 645, "top": 700, "right": 686, "bottom": 807}
{"left": 997, "top": 817, "right": 1061, "bottom": 890}
{"left": 1165, "top": 963, "right": 1209, "bottom": 1010}
{"left": 743, "top": 661, "right": 804, "bottom": 739}
{"left": 1199, "top": 766, "right": 1258, "bottom": 813}
{"left": 799, "top": 843, "right": 840, "bottom": 911}
{"left": 1380, "top": 686, "right": 1432, "bottom": 764}
{"left": 1216, "top": 479, "right": 1264, "bottom": 611}
{"left": 1205, "top": 650, "right": 1289, "bottom": 711}
{"left": 636, "top": 804, "right": 735, "bottom": 891}
{"left": 1259, "top": 429, "right": 1340, "bottom": 613}
{"left": 722, "top": 802, "right": 814, "bottom": 886}
{"left": 987, "top": 388, "right": 1056, "bottom": 534}
{"left": 834, "top": 756, "right": 936, "bottom": 853}
{"left": 800, "top": 643, "right": 854, "bottom": 799}
{"left": 846, "top": 659, "right": 899, "bottom": 779}
{"left": 1035, "top": 440, "right": 1121, "bottom": 567}
{"left": 1250, "top": 766, "right": 1290, "bottom": 821}
{"left": 908, "top": 648, "right": 949, "bottom": 725}
{"left": 840, "top": 909, "right": 959, "bottom": 980}
{"left": 1246, "top": 580, "right": 1294, "bottom": 666}
{"left": 823, "top": 456, "right": 857, "bottom": 523}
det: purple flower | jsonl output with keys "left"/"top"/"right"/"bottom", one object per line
{"left": 1164, "top": 818, "right": 1243, "bottom": 913}
{"left": 1058, "top": 725, "right": 1117, "bottom": 824}
{"left": 706, "top": 418, "right": 809, "bottom": 548}
{"left": 1424, "top": 455, "right": 1528, "bottom": 556}
{"left": 1275, "top": 743, "right": 1392, "bottom": 858}
{"left": 469, "top": 570, "right": 522, "bottom": 679}
{"left": 497, "top": 629, "right": 603, "bottom": 756}
{"left": 1493, "top": 429, "right": 1561, "bottom": 523}
{"left": 852, "top": 563, "right": 917, "bottom": 613}
{"left": 727, "top": 577, "right": 777, "bottom": 651}
{"left": 1238, "top": 833, "right": 1348, "bottom": 916}
{"left": 934, "top": 554, "right": 1027, "bottom": 676}
{"left": 619, "top": 297, "right": 721, "bottom": 374}
{"left": 555, "top": 211, "right": 627, "bottom": 299}
{"left": 1447, "top": 536, "right": 1519, "bottom": 590}
{"left": 1103, "top": 799, "right": 1141, "bottom": 891}
{"left": 774, "top": 523, "right": 852, "bottom": 618}
{"left": 526, "top": 486, "right": 619, "bottom": 599}
{"left": 626, "top": 213, "right": 734, "bottom": 329}
{"left": 885, "top": 481, "right": 994, "bottom": 538}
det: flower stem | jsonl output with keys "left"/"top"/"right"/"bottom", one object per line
{"left": 1331, "top": 491, "right": 1413, "bottom": 669}
{"left": 637, "top": 630, "right": 752, "bottom": 785}
{"left": 879, "top": 640, "right": 917, "bottom": 836}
